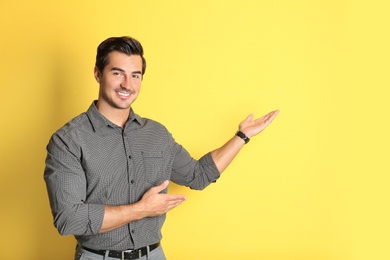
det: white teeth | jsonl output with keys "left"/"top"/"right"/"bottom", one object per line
{"left": 118, "top": 92, "right": 130, "bottom": 97}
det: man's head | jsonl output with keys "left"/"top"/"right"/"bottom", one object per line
{"left": 95, "top": 36, "right": 146, "bottom": 75}
{"left": 94, "top": 37, "right": 146, "bottom": 118}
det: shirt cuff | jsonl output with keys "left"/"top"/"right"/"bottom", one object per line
{"left": 199, "top": 152, "right": 221, "bottom": 183}
{"left": 88, "top": 204, "right": 106, "bottom": 234}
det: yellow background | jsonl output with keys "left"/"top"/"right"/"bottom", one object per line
{"left": 0, "top": 0, "right": 389, "bottom": 259}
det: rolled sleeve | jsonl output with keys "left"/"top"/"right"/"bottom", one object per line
{"left": 198, "top": 152, "right": 220, "bottom": 184}
{"left": 171, "top": 142, "right": 220, "bottom": 190}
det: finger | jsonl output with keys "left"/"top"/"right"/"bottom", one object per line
{"left": 260, "top": 110, "right": 279, "bottom": 127}
{"left": 255, "top": 110, "right": 279, "bottom": 124}
{"left": 265, "top": 110, "right": 280, "bottom": 122}
{"left": 245, "top": 113, "right": 254, "bottom": 122}
{"left": 165, "top": 194, "right": 187, "bottom": 202}
{"left": 164, "top": 201, "right": 185, "bottom": 213}
{"left": 167, "top": 197, "right": 187, "bottom": 208}
{"left": 160, "top": 195, "right": 187, "bottom": 213}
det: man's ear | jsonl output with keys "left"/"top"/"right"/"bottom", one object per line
{"left": 94, "top": 67, "right": 101, "bottom": 83}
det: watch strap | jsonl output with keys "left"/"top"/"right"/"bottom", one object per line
{"left": 236, "top": 131, "right": 250, "bottom": 144}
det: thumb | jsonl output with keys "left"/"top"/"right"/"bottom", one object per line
{"left": 155, "top": 180, "right": 169, "bottom": 193}
{"left": 245, "top": 113, "right": 254, "bottom": 122}
{"left": 239, "top": 114, "right": 254, "bottom": 129}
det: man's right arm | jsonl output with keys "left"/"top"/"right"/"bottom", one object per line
{"left": 100, "top": 181, "right": 186, "bottom": 233}
{"left": 44, "top": 132, "right": 104, "bottom": 236}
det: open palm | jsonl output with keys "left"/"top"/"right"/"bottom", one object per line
{"left": 239, "top": 110, "right": 280, "bottom": 138}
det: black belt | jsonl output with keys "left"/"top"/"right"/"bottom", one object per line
{"left": 81, "top": 242, "right": 160, "bottom": 260}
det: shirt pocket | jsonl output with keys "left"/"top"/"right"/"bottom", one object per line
{"left": 141, "top": 151, "right": 167, "bottom": 186}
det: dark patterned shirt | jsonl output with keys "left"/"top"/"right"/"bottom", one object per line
{"left": 44, "top": 101, "right": 220, "bottom": 250}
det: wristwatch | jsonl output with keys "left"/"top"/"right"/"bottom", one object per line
{"left": 235, "top": 131, "right": 250, "bottom": 144}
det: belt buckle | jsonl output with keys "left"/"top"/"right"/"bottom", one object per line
{"left": 121, "top": 249, "right": 142, "bottom": 260}
{"left": 121, "top": 249, "right": 133, "bottom": 260}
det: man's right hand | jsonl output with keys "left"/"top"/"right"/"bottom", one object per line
{"left": 139, "top": 180, "right": 187, "bottom": 217}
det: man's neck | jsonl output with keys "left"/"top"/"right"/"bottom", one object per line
{"left": 96, "top": 101, "right": 130, "bottom": 128}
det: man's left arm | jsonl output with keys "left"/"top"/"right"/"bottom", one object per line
{"left": 211, "top": 110, "right": 279, "bottom": 173}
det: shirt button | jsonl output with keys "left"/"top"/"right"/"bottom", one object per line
{"left": 128, "top": 155, "right": 132, "bottom": 159}
{"left": 130, "top": 180, "right": 135, "bottom": 184}
{"left": 131, "top": 229, "right": 135, "bottom": 234}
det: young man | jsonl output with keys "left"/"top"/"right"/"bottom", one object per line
{"left": 44, "top": 36, "right": 279, "bottom": 260}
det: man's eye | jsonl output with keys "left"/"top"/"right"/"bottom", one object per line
{"left": 132, "top": 74, "right": 141, "bottom": 79}
{"left": 113, "top": 71, "right": 122, "bottom": 76}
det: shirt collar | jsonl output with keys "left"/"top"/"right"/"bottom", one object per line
{"left": 127, "top": 109, "right": 144, "bottom": 126}
{"left": 86, "top": 101, "right": 144, "bottom": 131}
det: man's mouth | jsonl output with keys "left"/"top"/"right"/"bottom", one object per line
{"left": 117, "top": 91, "right": 130, "bottom": 97}
{"left": 115, "top": 88, "right": 136, "bottom": 98}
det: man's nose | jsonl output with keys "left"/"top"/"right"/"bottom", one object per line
{"left": 120, "top": 76, "right": 132, "bottom": 89}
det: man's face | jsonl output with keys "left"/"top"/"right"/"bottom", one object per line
{"left": 94, "top": 51, "right": 143, "bottom": 111}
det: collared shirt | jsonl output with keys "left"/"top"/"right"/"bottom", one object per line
{"left": 44, "top": 101, "right": 220, "bottom": 250}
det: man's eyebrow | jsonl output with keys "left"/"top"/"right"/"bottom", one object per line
{"left": 111, "top": 67, "right": 125, "bottom": 72}
{"left": 110, "top": 67, "right": 142, "bottom": 75}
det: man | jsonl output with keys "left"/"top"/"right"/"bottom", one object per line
{"left": 44, "top": 36, "right": 279, "bottom": 260}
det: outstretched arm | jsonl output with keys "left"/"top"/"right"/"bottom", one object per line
{"left": 211, "top": 110, "right": 280, "bottom": 173}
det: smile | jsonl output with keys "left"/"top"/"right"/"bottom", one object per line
{"left": 116, "top": 91, "right": 132, "bottom": 98}
{"left": 117, "top": 91, "right": 131, "bottom": 97}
